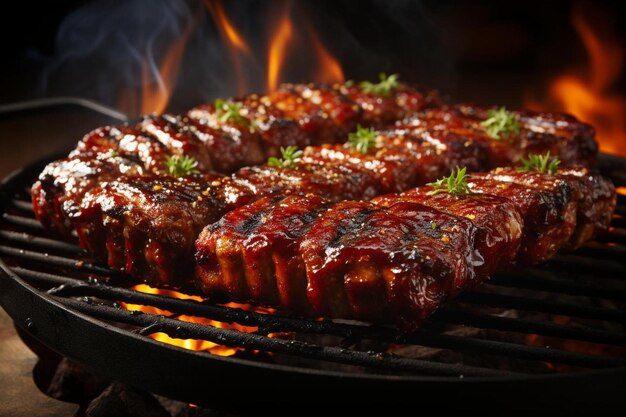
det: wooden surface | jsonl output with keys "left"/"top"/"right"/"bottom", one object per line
{"left": 0, "top": 309, "right": 79, "bottom": 416}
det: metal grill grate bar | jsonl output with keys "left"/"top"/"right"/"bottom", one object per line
{"left": 11, "top": 200, "right": 35, "bottom": 213}
{"left": 491, "top": 271, "right": 626, "bottom": 301}
{"left": 11, "top": 267, "right": 626, "bottom": 370}
{"left": 0, "top": 245, "right": 120, "bottom": 277}
{"left": 433, "top": 309, "right": 626, "bottom": 346}
{"left": 456, "top": 291, "right": 626, "bottom": 323}
{"left": 54, "top": 296, "right": 513, "bottom": 377}
{"left": 0, "top": 230, "right": 82, "bottom": 254}
{"left": 2, "top": 213, "right": 45, "bottom": 230}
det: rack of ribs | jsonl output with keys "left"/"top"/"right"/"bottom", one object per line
{"left": 66, "top": 115, "right": 602, "bottom": 287}
{"left": 32, "top": 80, "right": 595, "bottom": 236}
{"left": 31, "top": 81, "right": 437, "bottom": 236}
{"left": 31, "top": 79, "right": 607, "bottom": 304}
{"left": 196, "top": 167, "right": 615, "bottom": 329}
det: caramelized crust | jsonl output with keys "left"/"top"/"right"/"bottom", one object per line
{"left": 196, "top": 167, "right": 613, "bottom": 329}
{"left": 32, "top": 81, "right": 608, "bottom": 316}
{"left": 75, "top": 174, "right": 254, "bottom": 287}
{"left": 467, "top": 170, "right": 577, "bottom": 263}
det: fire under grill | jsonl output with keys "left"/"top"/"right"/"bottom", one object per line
{"left": 1, "top": 155, "right": 626, "bottom": 408}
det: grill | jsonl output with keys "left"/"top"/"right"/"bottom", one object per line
{"left": 1, "top": 153, "right": 626, "bottom": 409}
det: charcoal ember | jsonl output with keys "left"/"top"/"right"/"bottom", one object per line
{"left": 45, "top": 357, "right": 110, "bottom": 404}
{"left": 84, "top": 382, "right": 171, "bottom": 417}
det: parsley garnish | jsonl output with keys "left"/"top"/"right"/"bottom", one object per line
{"left": 427, "top": 167, "right": 472, "bottom": 196}
{"left": 214, "top": 99, "right": 256, "bottom": 131}
{"left": 359, "top": 73, "right": 400, "bottom": 97}
{"left": 347, "top": 124, "right": 377, "bottom": 154}
{"left": 267, "top": 146, "right": 303, "bottom": 169}
{"left": 480, "top": 107, "right": 520, "bottom": 140}
{"left": 165, "top": 155, "right": 199, "bottom": 177}
{"left": 517, "top": 152, "right": 561, "bottom": 175}
{"left": 431, "top": 222, "right": 437, "bottom": 230}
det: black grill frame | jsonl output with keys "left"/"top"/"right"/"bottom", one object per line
{"left": 1, "top": 154, "right": 626, "bottom": 408}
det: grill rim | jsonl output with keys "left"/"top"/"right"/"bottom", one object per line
{"left": 1, "top": 153, "right": 626, "bottom": 406}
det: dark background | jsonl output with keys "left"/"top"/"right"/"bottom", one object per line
{"left": 1, "top": 0, "right": 624, "bottom": 112}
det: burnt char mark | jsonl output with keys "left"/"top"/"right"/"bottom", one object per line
{"left": 195, "top": 197, "right": 277, "bottom": 299}
{"left": 279, "top": 83, "right": 361, "bottom": 141}
{"left": 303, "top": 142, "right": 421, "bottom": 193}
{"left": 246, "top": 195, "right": 331, "bottom": 311}
{"left": 299, "top": 201, "right": 376, "bottom": 316}
{"left": 195, "top": 195, "right": 332, "bottom": 311}
{"left": 73, "top": 125, "right": 122, "bottom": 156}
{"left": 384, "top": 201, "right": 478, "bottom": 290}
{"left": 379, "top": 126, "right": 488, "bottom": 184}
{"left": 328, "top": 206, "right": 376, "bottom": 248}
{"left": 183, "top": 115, "right": 264, "bottom": 174}
{"left": 78, "top": 124, "right": 174, "bottom": 175}
{"left": 238, "top": 209, "right": 269, "bottom": 235}
{"left": 297, "top": 199, "right": 464, "bottom": 326}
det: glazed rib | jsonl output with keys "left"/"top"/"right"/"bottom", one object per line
{"left": 196, "top": 167, "right": 615, "bottom": 329}
{"left": 32, "top": 77, "right": 603, "bottom": 290}
{"left": 66, "top": 116, "right": 602, "bottom": 285}
{"left": 32, "top": 79, "right": 597, "bottom": 236}
{"left": 31, "top": 82, "right": 435, "bottom": 235}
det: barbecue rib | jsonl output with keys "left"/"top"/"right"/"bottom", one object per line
{"left": 196, "top": 167, "right": 615, "bottom": 329}
{"left": 32, "top": 78, "right": 602, "bottom": 289}
{"left": 32, "top": 79, "right": 596, "bottom": 237}
{"left": 32, "top": 81, "right": 436, "bottom": 236}
{"left": 68, "top": 112, "right": 599, "bottom": 286}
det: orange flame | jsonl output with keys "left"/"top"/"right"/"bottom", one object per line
{"left": 139, "top": 21, "right": 193, "bottom": 115}
{"left": 206, "top": 0, "right": 249, "bottom": 53}
{"left": 525, "top": 4, "right": 626, "bottom": 156}
{"left": 206, "top": 0, "right": 251, "bottom": 95}
{"left": 267, "top": 4, "right": 294, "bottom": 93}
{"left": 121, "top": 284, "right": 273, "bottom": 357}
{"left": 310, "top": 30, "right": 344, "bottom": 85}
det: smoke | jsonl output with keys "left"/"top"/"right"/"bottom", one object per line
{"left": 39, "top": 0, "right": 453, "bottom": 116}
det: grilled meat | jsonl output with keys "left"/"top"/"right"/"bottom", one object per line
{"left": 52, "top": 115, "right": 605, "bottom": 283}
{"left": 466, "top": 170, "right": 577, "bottom": 263}
{"left": 373, "top": 188, "right": 524, "bottom": 276}
{"left": 32, "top": 81, "right": 436, "bottom": 233}
{"left": 32, "top": 79, "right": 604, "bottom": 296}
{"left": 196, "top": 167, "right": 614, "bottom": 329}
{"left": 407, "top": 105, "right": 597, "bottom": 168}
{"left": 74, "top": 174, "right": 254, "bottom": 287}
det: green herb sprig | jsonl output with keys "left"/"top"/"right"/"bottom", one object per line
{"left": 267, "top": 146, "right": 303, "bottom": 169}
{"left": 427, "top": 167, "right": 472, "bottom": 196}
{"left": 359, "top": 73, "right": 400, "bottom": 97}
{"left": 214, "top": 99, "right": 256, "bottom": 131}
{"left": 347, "top": 124, "right": 377, "bottom": 154}
{"left": 165, "top": 155, "right": 200, "bottom": 177}
{"left": 517, "top": 152, "right": 561, "bottom": 175}
{"left": 480, "top": 107, "right": 520, "bottom": 140}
